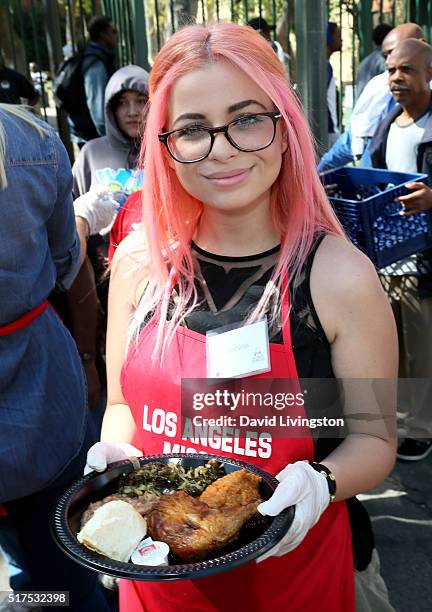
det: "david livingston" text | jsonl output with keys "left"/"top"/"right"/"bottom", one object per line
{"left": 191, "top": 415, "right": 345, "bottom": 429}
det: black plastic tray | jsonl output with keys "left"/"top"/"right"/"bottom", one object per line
{"left": 51, "top": 453, "right": 294, "bottom": 581}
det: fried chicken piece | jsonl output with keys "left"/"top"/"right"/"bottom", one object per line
{"left": 147, "top": 470, "right": 262, "bottom": 562}
{"left": 81, "top": 492, "right": 158, "bottom": 528}
{"left": 199, "top": 469, "right": 262, "bottom": 508}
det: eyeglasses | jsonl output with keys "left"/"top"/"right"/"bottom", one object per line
{"left": 158, "top": 111, "right": 282, "bottom": 164}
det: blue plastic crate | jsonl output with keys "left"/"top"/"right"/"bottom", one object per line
{"left": 320, "top": 166, "right": 432, "bottom": 268}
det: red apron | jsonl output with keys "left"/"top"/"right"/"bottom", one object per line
{"left": 120, "top": 286, "right": 355, "bottom": 612}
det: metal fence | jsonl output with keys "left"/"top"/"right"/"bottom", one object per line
{"left": 100, "top": 0, "right": 291, "bottom": 70}
{"left": 2, "top": 0, "right": 432, "bottom": 155}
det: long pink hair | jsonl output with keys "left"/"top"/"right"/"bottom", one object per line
{"left": 130, "top": 22, "right": 345, "bottom": 357}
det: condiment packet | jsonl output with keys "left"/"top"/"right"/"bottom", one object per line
{"left": 130, "top": 537, "right": 170, "bottom": 566}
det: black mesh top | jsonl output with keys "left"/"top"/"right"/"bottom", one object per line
{"left": 186, "top": 237, "right": 334, "bottom": 379}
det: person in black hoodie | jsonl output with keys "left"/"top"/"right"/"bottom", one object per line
{"left": 367, "top": 38, "right": 432, "bottom": 461}
{"left": 69, "top": 15, "right": 117, "bottom": 146}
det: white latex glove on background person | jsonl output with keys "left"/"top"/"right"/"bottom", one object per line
{"left": 84, "top": 441, "right": 143, "bottom": 475}
{"left": 73, "top": 187, "right": 121, "bottom": 236}
{"left": 256, "top": 461, "right": 330, "bottom": 562}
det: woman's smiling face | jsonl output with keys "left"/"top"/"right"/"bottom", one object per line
{"left": 166, "top": 60, "right": 287, "bottom": 214}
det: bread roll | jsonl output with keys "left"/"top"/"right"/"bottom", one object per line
{"left": 77, "top": 499, "right": 147, "bottom": 562}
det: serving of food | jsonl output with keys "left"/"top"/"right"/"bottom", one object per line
{"left": 52, "top": 454, "right": 294, "bottom": 581}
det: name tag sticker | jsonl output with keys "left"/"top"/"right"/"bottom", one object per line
{"left": 206, "top": 318, "right": 271, "bottom": 379}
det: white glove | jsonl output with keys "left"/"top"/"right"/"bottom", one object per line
{"left": 84, "top": 441, "right": 143, "bottom": 475}
{"left": 73, "top": 187, "right": 121, "bottom": 236}
{"left": 256, "top": 461, "right": 330, "bottom": 562}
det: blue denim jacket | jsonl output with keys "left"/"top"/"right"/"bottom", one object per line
{"left": 0, "top": 110, "right": 80, "bottom": 324}
{"left": 0, "top": 109, "right": 87, "bottom": 502}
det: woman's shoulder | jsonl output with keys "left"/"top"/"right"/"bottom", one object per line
{"left": 111, "top": 229, "right": 148, "bottom": 272}
{"left": 309, "top": 234, "right": 385, "bottom": 342}
{"left": 313, "top": 234, "right": 379, "bottom": 293}
{"left": 111, "top": 230, "right": 149, "bottom": 306}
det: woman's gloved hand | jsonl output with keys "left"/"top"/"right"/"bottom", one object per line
{"left": 84, "top": 441, "right": 143, "bottom": 475}
{"left": 256, "top": 461, "right": 330, "bottom": 562}
{"left": 73, "top": 187, "right": 121, "bottom": 236}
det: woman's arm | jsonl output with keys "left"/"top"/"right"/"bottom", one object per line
{"left": 310, "top": 235, "right": 398, "bottom": 501}
{"left": 75, "top": 216, "right": 89, "bottom": 264}
{"left": 102, "top": 231, "right": 148, "bottom": 444}
{"left": 66, "top": 257, "right": 101, "bottom": 410}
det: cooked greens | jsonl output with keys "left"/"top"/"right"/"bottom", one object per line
{"left": 118, "top": 460, "right": 225, "bottom": 497}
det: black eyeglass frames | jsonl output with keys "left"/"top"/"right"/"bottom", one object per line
{"left": 158, "top": 111, "right": 282, "bottom": 164}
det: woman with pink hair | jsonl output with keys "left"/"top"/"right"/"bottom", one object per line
{"left": 86, "top": 22, "right": 397, "bottom": 612}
